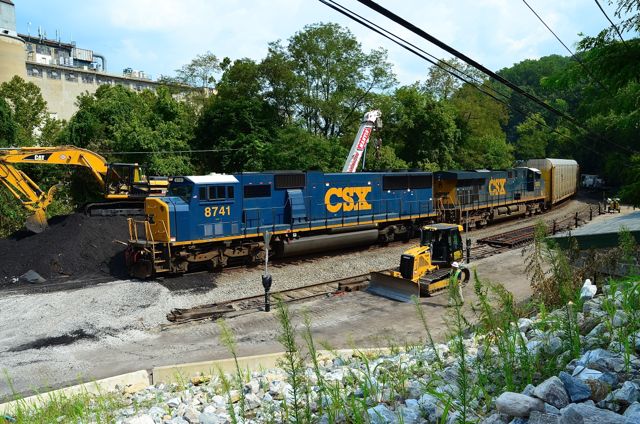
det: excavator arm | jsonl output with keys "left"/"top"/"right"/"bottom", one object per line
{"left": 0, "top": 162, "right": 59, "bottom": 233}
{"left": 0, "top": 146, "right": 156, "bottom": 233}
{"left": 0, "top": 146, "right": 109, "bottom": 190}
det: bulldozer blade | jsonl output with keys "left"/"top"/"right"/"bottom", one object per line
{"left": 368, "top": 271, "right": 420, "bottom": 302}
{"left": 25, "top": 210, "right": 48, "bottom": 233}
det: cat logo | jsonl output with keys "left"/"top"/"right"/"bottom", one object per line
{"left": 325, "top": 186, "right": 372, "bottom": 213}
{"left": 488, "top": 178, "right": 506, "bottom": 196}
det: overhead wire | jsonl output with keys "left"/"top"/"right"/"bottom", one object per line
{"left": 319, "top": 0, "right": 584, "bottom": 149}
{"left": 348, "top": 0, "right": 637, "bottom": 154}
{"left": 521, "top": 0, "right": 612, "bottom": 95}
{"left": 593, "top": 0, "right": 631, "bottom": 49}
{"left": 98, "top": 148, "right": 241, "bottom": 155}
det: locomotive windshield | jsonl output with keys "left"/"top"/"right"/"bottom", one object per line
{"left": 167, "top": 184, "right": 193, "bottom": 202}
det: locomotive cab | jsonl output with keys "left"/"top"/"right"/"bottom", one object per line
{"left": 143, "top": 175, "right": 240, "bottom": 244}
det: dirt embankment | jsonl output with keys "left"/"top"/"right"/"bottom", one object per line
{"left": 0, "top": 214, "right": 130, "bottom": 285}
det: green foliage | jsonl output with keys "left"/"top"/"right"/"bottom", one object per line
{"left": 385, "top": 84, "right": 460, "bottom": 170}
{"left": 194, "top": 59, "right": 280, "bottom": 173}
{"left": 515, "top": 113, "right": 552, "bottom": 160}
{"left": 0, "top": 185, "right": 27, "bottom": 237}
{"left": 61, "top": 85, "right": 195, "bottom": 176}
{"left": 0, "top": 76, "right": 48, "bottom": 146}
{"left": 266, "top": 23, "right": 396, "bottom": 138}
{"left": 424, "top": 58, "right": 484, "bottom": 101}
{"left": 0, "top": 97, "right": 17, "bottom": 147}
{"left": 274, "top": 299, "right": 310, "bottom": 423}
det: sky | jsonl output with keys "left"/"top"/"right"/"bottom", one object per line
{"left": 11, "top": 0, "right": 632, "bottom": 85}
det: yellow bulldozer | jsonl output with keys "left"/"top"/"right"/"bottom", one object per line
{"left": 369, "top": 223, "right": 470, "bottom": 302}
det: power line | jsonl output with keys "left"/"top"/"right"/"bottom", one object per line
{"left": 354, "top": 0, "right": 584, "bottom": 127}
{"left": 351, "top": 0, "right": 637, "bottom": 154}
{"left": 521, "top": 0, "right": 611, "bottom": 95}
{"left": 98, "top": 148, "right": 241, "bottom": 155}
{"left": 319, "top": 0, "right": 584, "bottom": 149}
{"left": 323, "top": 0, "right": 512, "bottom": 102}
{"left": 594, "top": 0, "right": 630, "bottom": 48}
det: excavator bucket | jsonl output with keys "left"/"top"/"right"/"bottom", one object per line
{"left": 25, "top": 209, "right": 48, "bottom": 233}
{"left": 368, "top": 271, "right": 420, "bottom": 302}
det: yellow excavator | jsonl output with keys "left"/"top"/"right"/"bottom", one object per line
{"left": 0, "top": 146, "right": 168, "bottom": 233}
{"left": 369, "top": 223, "right": 471, "bottom": 302}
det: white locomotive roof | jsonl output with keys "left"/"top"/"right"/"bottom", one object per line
{"left": 184, "top": 174, "right": 239, "bottom": 184}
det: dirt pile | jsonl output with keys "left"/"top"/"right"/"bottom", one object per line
{"left": 0, "top": 214, "right": 130, "bottom": 283}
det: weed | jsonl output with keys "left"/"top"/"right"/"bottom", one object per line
{"left": 411, "top": 295, "right": 443, "bottom": 369}
{"left": 217, "top": 318, "right": 247, "bottom": 419}
{"left": 274, "top": 299, "right": 311, "bottom": 423}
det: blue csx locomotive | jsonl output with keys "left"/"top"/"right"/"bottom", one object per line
{"left": 125, "top": 159, "right": 577, "bottom": 278}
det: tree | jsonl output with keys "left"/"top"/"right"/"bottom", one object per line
{"left": 0, "top": 98, "right": 17, "bottom": 147}
{"left": 175, "top": 51, "right": 223, "bottom": 90}
{"left": 194, "top": 58, "right": 281, "bottom": 173}
{"left": 449, "top": 82, "right": 514, "bottom": 169}
{"left": 265, "top": 23, "right": 396, "bottom": 139}
{"left": 60, "top": 85, "right": 195, "bottom": 176}
{"left": 424, "top": 58, "right": 483, "bottom": 100}
{"left": 174, "top": 51, "right": 228, "bottom": 109}
{"left": 515, "top": 113, "right": 552, "bottom": 160}
{"left": 384, "top": 84, "right": 460, "bottom": 170}
{"left": 0, "top": 76, "right": 48, "bottom": 146}
{"left": 265, "top": 125, "right": 347, "bottom": 171}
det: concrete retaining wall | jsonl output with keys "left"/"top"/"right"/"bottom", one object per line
{"left": 0, "top": 348, "right": 392, "bottom": 415}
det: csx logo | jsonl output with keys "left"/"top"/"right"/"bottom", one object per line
{"left": 488, "top": 178, "right": 506, "bottom": 196}
{"left": 324, "top": 186, "right": 372, "bottom": 213}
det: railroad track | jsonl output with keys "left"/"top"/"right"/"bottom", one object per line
{"left": 164, "top": 202, "right": 604, "bottom": 326}
{"left": 164, "top": 272, "right": 373, "bottom": 326}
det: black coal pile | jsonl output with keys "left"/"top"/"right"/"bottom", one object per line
{"left": 0, "top": 214, "right": 130, "bottom": 284}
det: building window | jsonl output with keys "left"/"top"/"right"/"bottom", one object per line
{"left": 48, "top": 70, "right": 61, "bottom": 80}
{"left": 27, "top": 67, "right": 42, "bottom": 78}
{"left": 81, "top": 75, "right": 94, "bottom": 84}
{"left": 65, "top": 73, "right": 78, "bottom": 82}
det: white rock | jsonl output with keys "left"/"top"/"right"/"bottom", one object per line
{"left": 124, "top": 415, "right": 155, "bottom": 424}
{"left": 572, "top": 365, "right": 603, "bottom": 381}
{"left": 367, "top": 404, "right": 396, "bottom": 424}
{"left": 167, "top": 397, "right": 182, "bottom": 408}
{"left": 244, "top": 393, "right": 261, "bottom": 410}
{"left": 580, "top": 279, "right": 597, "bottom": 300}
{"left": 202, "top": 405, "right": 217, "bottom": 415}
{"left": 560, "top": 402, "right": 625, "bottom": 423}
{"left": 518, "top": 318, "right": 534, "bottom": 333}
{"left": 495, "top": 392, "right": 545, "bottom": 417}
{"left": 244, "top": 379, "right": 260, "bottom": 394}
{"left": 532, "top": 376, "right": 569, "bottom": 409}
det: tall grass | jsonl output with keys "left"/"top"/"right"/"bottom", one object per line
{"left": 411, "top": 295, "right": 442, "bottom": 368}
{"left": 3, "top": 386, "right": 125, "bottom": 424}
{"left": 274, "top": 299, "right": 311, "bottom": 423}
{"left": 217, "top": 318, "right": 247, "bottom": 420}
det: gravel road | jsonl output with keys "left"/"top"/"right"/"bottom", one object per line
{"left": 0, "top": 197, "right": 626, "bottom": 400}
